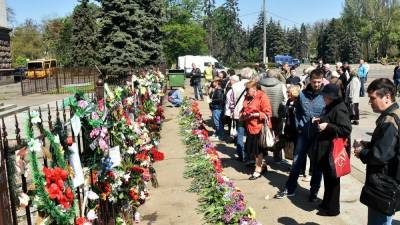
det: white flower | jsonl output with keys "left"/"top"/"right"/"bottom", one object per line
{"left": 127, "top": 147, "right": 136, "bottom": 154}
{"left": 30, "top": 111, "right": 41, "bottom": 124}
{"left": 18, "top": 193, "right": 29, "bottom": 208}
{"left": 87, "top": 190, "right": 99, "bottom": 200}
{"left": 28, "top": 138, "right": 42, "bottom": 152}
{"left": 140, "top": 191, "right": 146, "bottom": 199}
{"left": 123, "top": 173, "right": 130, "bottom": 182}
{"left": 87, "top": 209, "right": 98, "bottom": 220}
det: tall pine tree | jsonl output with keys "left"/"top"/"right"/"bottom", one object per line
{"left": 139, "top": 0, "right": 165, "bottom": 65}
{"left": 221, "top": 0, "right": 242, "bottom": 64}
{"left": 98, "top": 0, "right": 144, "bottom": 74}
{"left": 71, "top": 0, "right": 98, "bottom": 67}
{"left": 299, "top": 23, "right": 309, "bottom": 61}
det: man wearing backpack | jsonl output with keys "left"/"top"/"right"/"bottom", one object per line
{"left": 354, "top": 78, "right": 400, "bottom": 225}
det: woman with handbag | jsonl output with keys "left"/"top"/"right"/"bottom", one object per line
{"left": 312, "top": 84, "right": 352, "bottom": 216}
{"left": 240, "top": 81, "right": 272, "bottom": 180}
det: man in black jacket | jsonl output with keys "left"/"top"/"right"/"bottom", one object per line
{"left": 354, "top": 78, "right": 400, "bottom": 225}
{"left": 190, "top": 63, "right": 203, "bottom": 100}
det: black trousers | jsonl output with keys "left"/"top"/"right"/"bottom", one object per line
{"left": 318, "top": 154, "right": 341, "bottom": 215}
{"left": 271, "top": 117, "right": 283, "bottom": 161}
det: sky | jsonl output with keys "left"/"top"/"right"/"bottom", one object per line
{"left": 7, "top": 0, "right": 345, "bottom": 28}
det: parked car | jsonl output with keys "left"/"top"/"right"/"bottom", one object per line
{"left": 13, "top": 67, "right": 27, "bottom": 83}
{"left": 274, "top": 55, "right": 301, "bottom": 68}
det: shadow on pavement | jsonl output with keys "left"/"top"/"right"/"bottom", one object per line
{"left": 278, "top": 216, "right": 320, "bottom": 225}
{"left": 141, "top": 212, "right": 158, "bottom": 225}
{"left": 393, "top": 220, "right": 400, "bottom": 225}
{"left": 215, "top": 143, "right": 319, "bottom": 212}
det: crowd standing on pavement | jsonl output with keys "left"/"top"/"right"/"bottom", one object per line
{"left": 187, "top": 59, "right": 400, "bottom": 224}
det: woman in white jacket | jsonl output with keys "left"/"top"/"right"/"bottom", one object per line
{"left": 345, "top": 71, "right": 361, "bottom": 125}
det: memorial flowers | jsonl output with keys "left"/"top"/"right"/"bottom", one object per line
{"left": 179, "top": 99, "right": 262, "bottom": 225}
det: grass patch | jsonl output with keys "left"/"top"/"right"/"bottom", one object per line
{"left": 46, "top": 84, "right": 95, "bottom": 94}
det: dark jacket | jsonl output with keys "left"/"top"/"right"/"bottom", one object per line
{"left": 360, "top": 103, "right": 400, "bottom": 183}
{"left": 295, "top": 84, "right": 325, "bottom": 139}
{"left": 312, "top": 99, "right": 352, "bottom": 163}
{"left": 394, "top": 66, "right": 400, "bottom": 80}
{"left": 284, "top": 100, "right": 298, "bottom": 141}
{"left": 190, "top": 68, "right": 202, "bottom": 86}
{"left": 210, "top": 88, "right": 225, "bottom": 110}
{"left": 286, "top": 75, "right": 301, "bottom": 85}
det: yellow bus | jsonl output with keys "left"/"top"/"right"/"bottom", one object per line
{"left": 26, "top": 59, "right": 57, "bottom": 79}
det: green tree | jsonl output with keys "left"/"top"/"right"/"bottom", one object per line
{"left": 266, "top": 20, "right": 289, "bottom": 59}
{"left": 220, "top": 0, "right": 242, "bottom": 64}
{"left": 162, "top": 23, "right": 208, "bottom": 65}
{"left": 287, "top": 27, "right": 301, "bottom": 58}
{"left": 11, "top": 19, "right": 43, "bottom": 63}
{"left": 299, "top": 23, "right": 309, "bottom": 61}
{"left": 56, "top": 17, "right": 73, "bottom": 66}
{"left": 317, "top": 19, "right": 342, "bottom": 63}
{"left": 42, "top": 18, "right": 65, "bottom": 59}
{"left": 71, "top": 0, "right": 99, "bottom": 67}
{"left": 14, "top": 56, "right": 28, "bottom": 67}
{"left": 340, "top": 31, "right": 362, "bottom": 63}
{"left": 97, "top": 0, "right": 145, "bottom": 74}
{"left": 140, "top": 0, "right": 165, "bottom": 65}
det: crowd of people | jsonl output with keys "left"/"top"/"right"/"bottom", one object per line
{"left": 185, "top": 60, "right": 400, "bottom": 225}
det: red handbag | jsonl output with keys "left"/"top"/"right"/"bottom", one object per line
{"left": 330, "top": 137, "right": 351, "bottom": 178}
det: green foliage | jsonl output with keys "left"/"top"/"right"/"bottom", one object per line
{"left": 56, "top": 17, "right": 74, "bottom": 66}
{"left": 14, "top": 55, "right": 27, "bottom": 67}
{"left": 244, "top": 47, "right": 261, "bottom": 62}
{"left": 71, "top": 0, "right": 99, "bottom": 67}
{"left": 162, "top": 22, "right": 208, "bottom": 65}
{"left": 98, "top": 0, "right": 144, "bottom": 74}
{"left": 11, "top": 19, "right": 43, "bottom": 63}
{"left": 317, "top": 19, "right": 342, "bottom": 63}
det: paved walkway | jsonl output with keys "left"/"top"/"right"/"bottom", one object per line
{"left": 138, "top": 105, "right": 202, "bottom": 225}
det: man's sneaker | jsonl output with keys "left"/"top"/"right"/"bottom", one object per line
{"left": 274, "top": 189, "right": 295, "bottom": 199}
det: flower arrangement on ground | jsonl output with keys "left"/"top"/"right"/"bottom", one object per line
{"left": 179, "top": 99, "right": 262, "bottom": 225}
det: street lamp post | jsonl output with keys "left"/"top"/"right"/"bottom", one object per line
{"left": 263, "top": 0, "right": 267, "bottom": 64}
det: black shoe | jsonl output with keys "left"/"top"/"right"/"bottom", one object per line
{"left": 308, "top": 194, "right": 318, "bottom": 202}
{"left": 249, "top": 172, "right": 262, "bottom": 180}
{"left": 352, "top": 120, "right": 359, "bottom": 125}
{"left": 317, "top": 209, "right": 339, "bottom": 217}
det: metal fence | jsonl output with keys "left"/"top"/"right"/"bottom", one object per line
{"left": 20, "top": 68, "right": 99, "bottom": 96}
{"left": 0, "top": 82, "right": 127, "bottom": 225}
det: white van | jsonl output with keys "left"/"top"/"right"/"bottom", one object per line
{"left": 177, "top": 55, "right": 227, "bottom": 76}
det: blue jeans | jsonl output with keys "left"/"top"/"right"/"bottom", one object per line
{"left": 285, "top": 134, "right": 322, "bottom": 194}
{"left": 360, "top": 77, "right": 366, "bottom": 97}
{"left": 212, "top": 109, "right": 224, "bottom": 138}
{"left": 193, "top": 83, "right": 203, "bottom": 100}
{"left": 236, "top": 120, "right": 247, "bottom": 160}
{"left": 368, "top": 207, "right": 393, "bottom": 225}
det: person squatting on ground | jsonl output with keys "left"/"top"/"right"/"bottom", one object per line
{"left": 209, "top": 80, "right": 225, "bottom": 141}
{"left": 167, "top": 88, "right": 184, "bottom": 107}
{"left": 259, "top": 70, "right": 288, "bottom": 163}
{"left": 345, "top": 70, "right": 361, "bottom": 125}
{"left": 354, "top": 78, "right": 400, "bottom": 225}
{"left": 240, "top": 80, "right": 272, "bottom": 180}
{"left": 231, "top": 68, "right": 253, "bottom": 162}
{"left": 311, "top": 83, "right": 352, "bottom": 216}
{"left": 190, "top": 63, "right": 203, "bottom": 101}
{"left": 274, "top": 69, "right": 325, "bottom": 200}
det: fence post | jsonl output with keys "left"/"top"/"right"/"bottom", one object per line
{"left": 96, "top": 79, "right": 104, "bottom": 100}
{"left": 0, "top": 118, "right": 13, "bottom": 225}
{"left": 56, "top": 68, "right": 60, "bottom": 94}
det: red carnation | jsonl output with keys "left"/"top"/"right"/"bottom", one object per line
{"left": 76, "top": 217, "right": 87, "bottom": 225}
{"left": 135, "top": 153, "right": 148, "bottom": 161}
{"left": 151, "top": 148, "right": 164, "bottom": 162}
{"left": 129, "top": 189, "right": 139, "bottom": 201}
{"left": 131, "top": 166, "right": 145, "bottom": 174}
{"left": 65, "top": 187, "right": 74, "bottom": 201}
{"left": 47, "top": 183, "right": 62, "bottom": 200}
